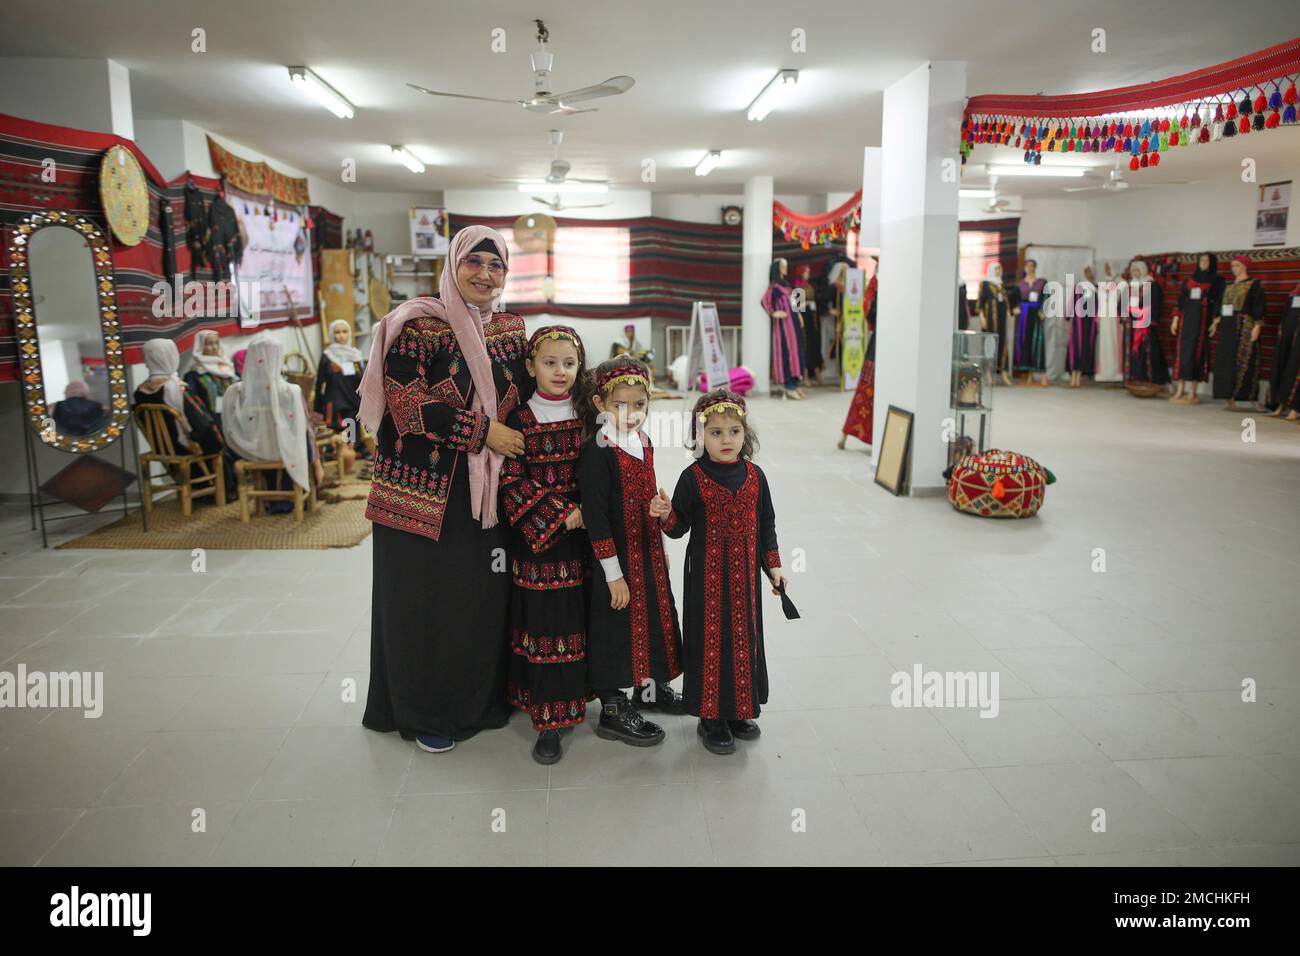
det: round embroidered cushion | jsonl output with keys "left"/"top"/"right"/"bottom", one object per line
{"left": 947, "top": 449, "right": 1053, "bottom": 519}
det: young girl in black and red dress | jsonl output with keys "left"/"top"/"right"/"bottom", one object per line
{"left": 577, "top": 356, "right": 684, "bottom": 748}
{"left": 660, "top": 389, "right": 784, "bottom": 755}
{"left": 500, "top": 326, "right": 593, "bottom": 765}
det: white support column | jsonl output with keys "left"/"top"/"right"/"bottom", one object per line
{"left": 741, "top": 175, "right": 774, "bottom": 392}
{"left": 872, "top": 61, "right": 967, "bottom": 493}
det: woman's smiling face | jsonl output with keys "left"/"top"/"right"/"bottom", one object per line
{"left": 456, "top": 249, "right": 505, "bottom": 308}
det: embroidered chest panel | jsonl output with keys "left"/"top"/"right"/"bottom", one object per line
{"left": 693, "top": 461, "right": 761, "bottom": 533}
{"left": 519, "top": 407, "right": 583, "bottom": 493}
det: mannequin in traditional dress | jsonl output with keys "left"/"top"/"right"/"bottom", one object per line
{"left": 1094, "top": 261, "right": 1124, "bottom": 384}
{"left": 315, "top": 319, "right": 367, "bottom": 462}
{"left": 1016, "top": 259, "right": 1048, "bottom": 385}
{"left": 1124, "top": 259, "right": 1170, "bottom": 390}
{"left": 762, "top": 258, "right": 805, "bottom": 400}
{"left": 793, "top": 264, "right": 823, "bottom": 386}
{"left": 1170, "top": 253, "right": 1223, "bottom": 404}
{"left": 184, "top": 328, "right": 237, "bottom": 423}
{"left": 1211, "top": 255, "right": 1268, "bottom": 411}
{"left": 1067, "top": 265, "right": 1098, "bottom": 388}
{"left": 1267, "top": 281, "right": 1300, "bottom": 421}
{"left": 978, "top": 262, "right": 1014, "bottom": 386}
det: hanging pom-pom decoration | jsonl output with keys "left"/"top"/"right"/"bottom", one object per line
{"left": 1253, "top": 92, "right": 1267, "bottom": 113}
{"left": 1253, "top": 112, "right": 1265, "bottom": 131}
{"left": 1284, "top": 104, "right": 1298, "bottom": 124}
{"left": 1284, "top": 82, "right": 1298, "bottom": 106}
{"left": 1265, "top": 110, "right": 1280, "bottom": 129}
{"left": 1149, "top": 151, "right": 1160, "bottom": 167}
{"left": 1170, "top": 129, "right": 1180, "bottom": 146}
{"left": 1238, "top": 94, "right": 1252, "bottom": 116}
{"left": 1268, "top": 87, "right": 1282, "bottom": 110}
{"left": 1190, "top": 110, "right": 1202, "bottom": 128}
{"left": 1179, "top": 113, "right": 1190, "bottom": 128}
{"left": 1160, "top": 118, "right": 1171, "bottom": 132}
{"left": 1224, "top": 100, "right": 1236, "bottom": 120}
{"left": 1123, "top": 122, "right": 1134, "bottom": 137}
{"left": 1093, "top": 137, "right": 1101, "bottom": 152}
{"left": 1140, "top": 136, "right": 1150, "bottom": 153}
{"left": 1223, "top": 118, "right": 1237, "bottom": 137}
{"left": 1140, "top": 152, "right": 1150, "bottom": 168}
{"left": 1238, "top": 115, "right": 1250, "bottom": 134}
{"left": 1198, "top": 126, "right": 1211, "bottom": 143}
{"left": 1129, "top": 155, "right": 1141, "bottom": 171}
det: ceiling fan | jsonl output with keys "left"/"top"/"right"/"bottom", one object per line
{"left": 491, "top": 129, "right": 614, "bottom": 191}
{"left": 530, "top": 193, "right": 612, "bottom": 211}
{"left": 407, "top": 19, "right": 635, "bottom": 116}
{"left": 1064, "top": 159, "right": 1191, "bottom": 193}
{"left": 983, "top": 175, "right": 1011, "bottom": 212}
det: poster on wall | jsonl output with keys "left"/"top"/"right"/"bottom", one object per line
{"left": 841, "top": 268, "right": 866, "bottom": 390}
{"left": 227, "top": 185, "right": 314, "bottom": 327}
{"left": 410, "top": 207, "right": 449, "bottom": 258}
{"left": 1254, "top": 181, "right": 1291, "bottom": 247}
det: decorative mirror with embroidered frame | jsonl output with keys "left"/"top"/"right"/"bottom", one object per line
{"left": 9, "top": 209, "right": 130, "bottom": 453}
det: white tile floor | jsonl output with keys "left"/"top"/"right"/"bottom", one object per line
{"left": 1, "top": 383, "right": 1297, "bottom": 866}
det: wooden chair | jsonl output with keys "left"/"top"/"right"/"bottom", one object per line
{"left": 133, "top": 404, "right": 225, "bottom": 520}
{"left": 314, "top": 429, "right": 347, "bottom": 484}
{"left": 235, "top": 459, "right": 316, "bottom": 523}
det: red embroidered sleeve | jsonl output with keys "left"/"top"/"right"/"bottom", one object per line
{"left": 591, "top": 537, "right": 617, "bottom": 560}
{"left": 382, "top": 337, "right": 488, "bottom": 452}
{"left": 764, "top": 549, "right": 782, "bottom": 568}
{"left": 501, "top": 473, "right": 574, "bottom": 553}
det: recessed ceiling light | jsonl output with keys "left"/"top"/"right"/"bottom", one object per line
{"left": 986, "top": 164, "right": 1088, "bottom": 178}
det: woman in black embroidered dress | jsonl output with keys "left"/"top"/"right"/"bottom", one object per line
{"left": 578, "top": 356, "right": 684, "bottom": 748}
{"left": 500, "top": 326, "right": 594, "bottom": 765}
{"left": 357, "top": 225, "right": 530, "bottom": 754}
{"left": 661, "top": 389, "right": 783, "bottom": 755}
{"left": 1211, "top": 255, "right": 1269, "bottom": 410}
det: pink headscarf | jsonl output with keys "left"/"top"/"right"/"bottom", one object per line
{"left": 357, "top": 224, "right": 509, "bottom": 529}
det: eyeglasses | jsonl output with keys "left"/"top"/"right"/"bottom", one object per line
{"left": 459, "top": 254, "right": 507, "bottom": 276}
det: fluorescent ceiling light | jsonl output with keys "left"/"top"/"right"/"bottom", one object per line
{"left": 987, "top": 164, "right": 1088, "bottom": 178}
{"left": 287, "top": 66, "right": 354, "bottom": 119}
{"left": 391, "top": 145, "right": 425, "bottom": 174}
{"left": 695, "top": 150, "right": 721, "bottom": 177}
{"left": 747, "top": 69, "right": 798, "bottom": 122}
{"left": 959, "top": 188, "right": 994, "bottom": 199}
{"left": 515, "top": 182, "right": 609, "bottom": 194}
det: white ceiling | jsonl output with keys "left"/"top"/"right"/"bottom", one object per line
{"left": 3, "top": 0, "right": 1296, "bottom": 194}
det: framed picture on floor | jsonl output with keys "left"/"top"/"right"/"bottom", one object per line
{"left": 874, "top": 405, "right": 914, "bottom": 496}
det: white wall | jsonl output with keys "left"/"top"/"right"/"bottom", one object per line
{"left": 0, "top": 57, "right": 130, "bottom": 136}
{"left": 1089, "top": 167, "right": 1300, "bottom": 265}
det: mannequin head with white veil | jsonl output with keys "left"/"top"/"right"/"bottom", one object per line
{"left": 222, "top": 332, "right": 310, "bottom": 490}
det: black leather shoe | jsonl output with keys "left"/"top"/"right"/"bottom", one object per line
{"left": 727, "top": 719, "right": 760, "bottom": 740}
{"left": 633, "top": 681, "right": 687, "bottom": 715}
{"left": 532, "top": 729, "right": 563, "bottom": 765}
{"left": 595, "top": 697, "right": 665, "bottom": 747}
{"left": 697, "top": 719, "right": 736, "bottom": 755}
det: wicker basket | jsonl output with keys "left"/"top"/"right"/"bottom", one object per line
{"left": 282, "top": 351, "right": 316, "bottom": 399}
{"left": 1125, "top": 381, "right": 1163, "bottom": 398}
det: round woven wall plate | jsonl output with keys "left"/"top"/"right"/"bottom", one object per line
{"left": 99, "top": 145, "right": 149, "bottom": 246}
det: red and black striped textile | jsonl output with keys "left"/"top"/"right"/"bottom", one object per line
{"left": 449, "top": 213, "right": 743, "bottom": 323}
{"left": 0, "top": 112, "right": 317, "bottom": 382}
{"left": 1143, "top": 247, "right": 1300, "bottom": 385}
